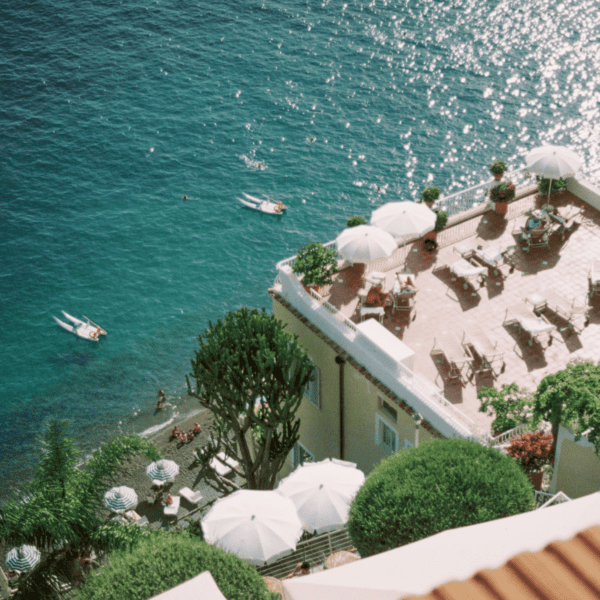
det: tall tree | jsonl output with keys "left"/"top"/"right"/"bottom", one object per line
{"left": 0, "top": 420, "right": 160, "bottom": 599}
{"left": 186, "top": 308, "right": 314, "bottom": 493}
{"left": 533, "top": 360, "right": 600, "bottom": 458}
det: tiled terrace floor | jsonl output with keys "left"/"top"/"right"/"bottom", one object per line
{"left": 325, "top": 192, "right": 600, "bottom": 434}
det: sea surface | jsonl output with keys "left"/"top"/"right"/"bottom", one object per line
{"left": 2, "top": 0, "right": 599, "bottom": 503}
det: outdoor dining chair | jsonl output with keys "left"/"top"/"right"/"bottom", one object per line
{"left": 503, "top": 303, "right": 555, "bottom": 347}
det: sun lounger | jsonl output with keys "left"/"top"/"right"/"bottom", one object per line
{"left": 449, "top": 258, "right": 487, "bottom": 290}
{"left": 461, "top": 327, "right": 505, "bottom": 376}
{"left": 124, "top": 510, "right": 149, "bottom": 527}
{"left": 431, "top": 333, "right": 473, "bottom": 385}
{"left": 163, "top": 496, "right": 180, "bottom": 517}
{"left": 589, "top": 261, "right": 600, "bottom": 298}
{"left": 365, "top": 271, "right": 386, "bottom": 288}
{"left": 526, "top": 289, "right": 590, "bottom": 333}
{"left": 179, "top": 487, "right": 203, "bottom": 505}
{"left": 210, "top": 453, "right": 239, "bottom": 476}
{"left": 392, "top": 274, "right": 417, "bottom": 318}
{"left": 503, "top": 303, "right": 555, "bottom": 347}
{"left": 551, "top": 205, "right": 582, "bottom": 232}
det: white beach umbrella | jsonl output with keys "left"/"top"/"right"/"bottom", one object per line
{"left": 202, "top": 490, "right": 303, "bottom": 565}
{"left": 525, "top": 145, "right": 583, "bottom": 199}
{"left": 277, "top": 458, "right": 365, "bottom": 534}
{"left": 146, "top": 459, "right": 179, "bottom": 483}
{"left": 370, "top": 201, "right": 436, "bottom": 240}
{"left": 103, "top": 486, "right": 138, "bottom": 513}
{"left": 335, "top": 225, "right": 397, "bottom": 263}
{"left": 6, "top": 545, "right": 41, "bottom": 572}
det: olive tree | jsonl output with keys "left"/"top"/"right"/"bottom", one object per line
{"left": 348, "top": 439, "right": 535, "bottom": 557}
{"left": 186, "top": 307, "right": 314, "bottom": 494}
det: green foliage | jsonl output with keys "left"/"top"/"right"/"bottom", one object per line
{"left": 489, "top": 160, "right": 507, "bottom": 175}
{"left": 506, "top": 431, "right": 554, "bottom": 474}
{"left": 478, "top": 383, "right": 533, "bottom": 434}
{"left": 187, "top": 308, "right": 314, "bottom": 492}
{"left": 536, "top": 176, "right": 568, "bottom": 196}
{"left": 292, "top": 242, "right": 339, "bottom": 287}
{"left": 0, "top": 420, "right": 158, "bottom": 598}
{"left": 533, "top": 360, "right": 600, "bottom": 457}
{"left": 347, "top": 439, "right": 534, "bottom": 557}
{"left": 420, "top": 187, "right": 441, "bottom": 203}
{"left": 346, "top": 215, "right": 367, "bottom": 228}
{"left": 434, "top": 211, "right": 448, "bottom": 232}
{"left": 73, "top": 531, "right": 272, "bottom": 600}
{"left": 489, "top": 180, "right": 516, "bottom": 202}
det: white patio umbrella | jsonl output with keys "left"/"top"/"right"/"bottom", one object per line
{"left": 103, "top": 486, "right": 138, "bottom": 513}
{"left": 146, "top": 459, "right": 179, "bottom": 484}
{"left": 202, "top": 490, "right": 303, "bottom": 565}
{"left": 277, "top": 458, "right": 365, "bottom": 534}
{"left": 525, "top": 145, "right": 583, "bottom": 199}
{"left": 335, "top": 225, "right": 397, "bottom": 263}
{"left": 6, "top": 545, "right": 41, "bottom": 572}
{"left": 370, "top": 201, "right": 436, "bottom": 240}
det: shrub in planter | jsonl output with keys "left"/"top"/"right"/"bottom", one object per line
{"left": 536, "top": 176, "right": 568, "bottom": 196}
{"left": 434, "top": 211, "right": 448, "bottom": 232}
{"left": 489, "top": 180, "right": 516, "bottom": 203}
{"left": 73, "top": 531, "right": 271, "bottom": 600}
{"left": 347, "top": 439, "right": 534, "bottom": 558}
{"left": 490, "top": 160, "right": 507, "bottom": 179}
{"left": 506, "top": 431, "right": 554, "bottom": 474}
{"left": 346, "top": 215, "right": 367, "bottom": 228}
{"left": 420, "top": 187, "right": 441, "bottom": 204}
{"left": 293, "top": 242, "right": 339, "bottom": 288}
{"left": 478, "top": 383, "right": 533, "bottom": 435}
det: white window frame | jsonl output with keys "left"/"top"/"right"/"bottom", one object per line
{"left": 375, "top": 414, "right": 398, "bottom": 455}
{"left": 303, "top": 359, "right": 320, "bottom": 409}
{"left": 291, "top": 441, "right": 315, "bottom": 470}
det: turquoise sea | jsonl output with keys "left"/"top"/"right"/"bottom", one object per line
{"left": 2, "top": 0, "right": 599, "bottom": 503}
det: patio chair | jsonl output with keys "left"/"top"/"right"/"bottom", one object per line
{"left": 461, "top": 326, "right": 505, "bottom": 376}
{"left": 449, "top": 257, "right": 487, "bottom": 290}
{"left": 503, "top": 303, "right": 555, "bottom": 347}
{"left": 550, "top": 205, "right": 582, "bottom": 232}
{"left": 430, "top": 333, "right": 473, "bottom": 385}
{"left": 163, "top": 496, "right": 180, "bottom": 517}
{"left": 526, "top": 289, "right": 590, "bottom": 333}
{"left": 179, "top": 487, "right": 203, "bottom": 505}
{"left": 589, "top": 261, "right": 600, "bottom": 299}
{"left": 520, "top": 227, "right": 550, "bottom": 253}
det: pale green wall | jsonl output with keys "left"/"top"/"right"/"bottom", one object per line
{"left": 555, "top": 438, "right": 600, "bottom": 499}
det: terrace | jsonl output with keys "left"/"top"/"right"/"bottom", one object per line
{"left": 274, "top": 178, "right": 600, "bottom": 439}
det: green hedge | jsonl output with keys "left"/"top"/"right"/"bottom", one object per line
{"left": 73, "top": 531, "right": 273, "bottom": 600}
{"left": 348, "top": 439, "right": 535, "bottom": 557}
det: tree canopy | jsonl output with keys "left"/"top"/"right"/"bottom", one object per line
{"left": 347, "top": 439, "right": 535, "bottom": 557}
{"left": 73, "top": 531, "right": 273, "bottom": 600}
{"left": 0, "top": 420, "right": 159, "bottom": 598}
{"left": 533, "top": 360, "right": 600, "bottom": 457}
{"left": 186, "top": 307, "right": 314, "bottom": 493}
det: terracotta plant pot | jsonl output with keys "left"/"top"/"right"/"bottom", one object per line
{"left": 423, "top": 231, "right": 437, "bottom": 242}
{"left": 493, "top": 173, "right": 503, "bottom": 181}
{"left": 494, "top": 201, "right": 508, "bottom": 214}
{"left": 304, "top": 285, "right": 320, "bottom": 294}
{"left": 528, "top": 470, "right": 544, "bottom": 491}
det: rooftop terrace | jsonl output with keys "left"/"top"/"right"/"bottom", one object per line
{"left": 274, "top": 179, "right": 600, "bottom": 439}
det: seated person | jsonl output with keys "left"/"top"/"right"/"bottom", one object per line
{"left": 400, "top": 276, "right": 417, "bottom": 294}
{"left": 282, "top": 561, "right": 311, "bottom": 580}
{"left": 365, "top": 287, "right": 387, "bottom": 307}
{"left": 165, "top": 494, "right": 173, "bottom": 506}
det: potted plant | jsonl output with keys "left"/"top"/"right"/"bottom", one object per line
{"left": 420, "top": 187, "right": 441, "bottom": 208}
{"left": 489, "top": 160, "right": 507, "bottom": 181}
{"left": 292, "top": 242, "right": 339, "bottom": 292}
{"left": 346, "top": 216, "right": 367, "bottom": 228}
{"left": 488, "top": 180, "right": 516, "bottom": 214}
{"left": 423, "top": 211, "right": 448, "bottom": 246}
{"left": 536, "top": 176, "right": 568, "bottom": 197}
{"left": 478, "top": 383, "right": 533, "bottom": 436}
{"left": 506, "top": 430, "right": 554, "bottom": 490}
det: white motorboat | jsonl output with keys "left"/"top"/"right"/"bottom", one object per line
{"left": 53, "top": 312, "right": 107, "bottom": 342}
{"left": 238, "top": 193, "right": 287, "bottom": 215}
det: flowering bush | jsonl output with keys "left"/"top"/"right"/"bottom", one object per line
{"left": 489, "top": 180, "right": 516, "bottom": 203}
{"left": 506, "top": 431, "right": 554, "bottom": 473}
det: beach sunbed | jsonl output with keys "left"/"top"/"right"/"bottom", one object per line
{"left": 449, "top": 257, "right": 487, "bottom": 290}
{"left": 430, "top": 332, "right": 473, "bottom": 385}
{"left": 503, "top": 303, "right": 555, "bottom": 347}
{"left": 589, "top": 261, "right": 600, "bottom": 299}
{"left": 461, "top": 327, "right": 505, "bottom": 376}
{"left": 210, "top": 453, "right": 239, "bottom": 476}
{"left": 526, "top": 289, "right": 590, "bottom": 333}
{"left": 180, "top": 487, "right": 203, "bottom": 505}
{"left": 163, "top": 496, "right": 180, "bottom": 517}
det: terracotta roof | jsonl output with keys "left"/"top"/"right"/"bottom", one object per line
{"left": 403, "top": 526, "right": 600, "bottom": 600}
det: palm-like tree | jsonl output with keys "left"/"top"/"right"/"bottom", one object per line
{"left": 0, "top": 420, "right": 160, "bottom": 598}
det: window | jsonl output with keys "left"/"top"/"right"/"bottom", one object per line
{"left": 375, "top": 414, "right": 398, "bottom": 455}
{"left": 380, "top": 398, "right": 398, "bottom": 421}
{"left": 304, "top": 360, "right": 320, "bottom": 408}
{"left": 291, "top": 442, "right": 315, "bottom": 470}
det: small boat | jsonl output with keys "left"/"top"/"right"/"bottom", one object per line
{"left": 238, "top": 193, "right": 287, "bottom": 215}
{"left": 53, "top": 312, "right": 107, "bottom": 342}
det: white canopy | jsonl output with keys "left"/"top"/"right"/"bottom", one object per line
{"left": 283, "top": 492, "right": 600, "bottom": 600}
{"left": 370, "top": 201, "right": 436, "bottom": 240}
{"left": 525, "top": 145, "right": 583, "bottom": 179}
{"left": 149, "top": 571, "right": 226, "bottom": 600}
{"left": 335, "top": 225, "right": 397, "bottom": 263}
